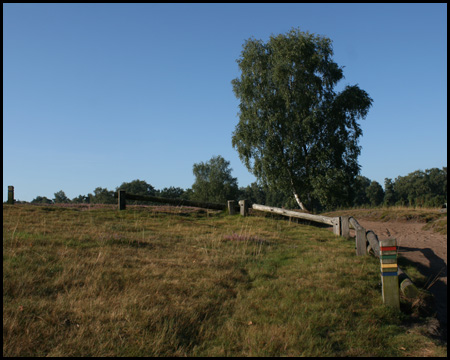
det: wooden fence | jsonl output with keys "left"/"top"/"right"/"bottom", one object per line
{"left": 6, "top": 184, "right": 417, "bottom": 308}
{"left": 249, "top": 202, "right": 419, "bottom": 309}
{"left": 116, "top": 190, "right": 240, "bottom": 212}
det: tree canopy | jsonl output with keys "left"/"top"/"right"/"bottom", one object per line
{"left": 191, "top": 155, "right": 239, "bottom": 204}
{"left": 231, "top": 28, "right": 373, "bottom": 210}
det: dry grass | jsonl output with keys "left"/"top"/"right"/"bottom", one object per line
{"left": 3, "top": 204, "right": 447, "bottom": 356}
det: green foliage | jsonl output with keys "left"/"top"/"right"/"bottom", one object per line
{"left": 71, "top": 195, "right": 90, "bottom": 204}
{"left": 30, "top": 196, "right": 53, "bottom": 204}
{"left": 391, "top": 167, "right": 447, "bottom": 207}
{"left": 231, "top": 27, "right": 373, "bottom": 210}
{"left": 352, "top": 176, "right": 371, "bottom": 206}
{"left": 117, "top": 179, "right": 156, "bottom": 205}
{"left": 238, "top": 182, "right": 297, "bottom": 209}
{"left": 90, "top": 187, "right": 115, "bottom": 204}
{"left": 239, "top": 182, "right": 266, "bottom": 205}
{"left": 383, "top": 178, "right": 396, "bottom": 206}
{"left": 191, "top": 155, "right": 239, "bottom": 203}
{"left": 53, "top": 190, "right": 69, "bottom": 204}
{"left": 156, "top": 186, "right": 186, "bottom": 199}
{"left": 117, "top": 179, "right": 155, "bottom": 197}
{"left": 366, "top": 181, "right": 384, "bottom": 207}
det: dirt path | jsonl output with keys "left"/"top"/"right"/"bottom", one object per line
{"left": 353, "top": 220, "right": 447, "bottom": 327}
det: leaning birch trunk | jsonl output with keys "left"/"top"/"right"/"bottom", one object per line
{"left": 293, "top": 191, "right": 308, "bottom": 212}
{"left": 289, "top": 174, "right": 309, "bottom": 212}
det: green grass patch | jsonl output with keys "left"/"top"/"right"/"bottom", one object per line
{"left": 3, "top": 204, "right": 446, "bottom": 357}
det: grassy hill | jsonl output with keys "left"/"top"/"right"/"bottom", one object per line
{"left": 3, "top": 204, "right": 446, "bottom": 356}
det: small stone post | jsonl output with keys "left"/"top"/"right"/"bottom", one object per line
{"left": 8, "top": 186, "right": 14, "bottom": 205}
{"left": 380, "top": 238, "right": 400, "bottom": 309}
{"left": 118, "top": 190, "right": 126, "bottom": 210}
{"left": 238, "top": 200, "right": 249, "bottom": 216}
{"left": 228, "top": 200, "right": 236, "bottom": 215}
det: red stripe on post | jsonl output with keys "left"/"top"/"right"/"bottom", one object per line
{"left": 380, "top": 246, "right": 397, "bottom": 252}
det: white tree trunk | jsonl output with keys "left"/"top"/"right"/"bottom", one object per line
{"left": 293, "top": 191, "right": 309, "bottom": 212}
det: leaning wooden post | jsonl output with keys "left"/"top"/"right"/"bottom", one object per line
{"left": 238, "top": 200, "right": 249, "bottom": 216}
{"left": 118, "top": 190, "right": 126, "bottom": 210}
{"left": 341, "top": 216, "right": 350, "bottom": 239}
{"left": 8, "top": 186, "right": 14, "bottom": 205}
{"left": 227, "top": 200, "right": 236, "bottom": 215}
{"left": 349, "top": 217, "right": 367, "bottom": 255}
{"left": 380, "top": 238, "right": 400, "bottom": 309}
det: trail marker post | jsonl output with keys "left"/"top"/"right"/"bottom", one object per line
{"left": 380, "top": 238, "right": 400, "bottom": 309}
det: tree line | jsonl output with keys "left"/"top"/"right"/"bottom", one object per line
{"left": 28, "top": 155, "right": 446, "bottom": 212}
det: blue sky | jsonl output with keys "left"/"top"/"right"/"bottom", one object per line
{"left": 3, "top": 3, "right": 447, "bottom": 202}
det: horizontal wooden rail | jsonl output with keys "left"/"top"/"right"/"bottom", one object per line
{"left": 117, "top": 191, "right": 231, "bottom": 211}
{"left": 251, "top": 203, "right": 341, "bottom": 235}
{"left": 252, "top": 203, "right": 338, "bottom": 226}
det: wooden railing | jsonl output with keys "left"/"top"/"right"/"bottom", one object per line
{"left": 6, "top": 184, "right": 418, "bottom": 308}
{"left": 249, "top": 202, "right": 419, "bottom": 308}
{"left": 116, "top": 190, "right": 240, "bottom": 212}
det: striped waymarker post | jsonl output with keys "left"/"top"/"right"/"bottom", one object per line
{"left": 380, "top": 238, "right": 400, "bottom": 309}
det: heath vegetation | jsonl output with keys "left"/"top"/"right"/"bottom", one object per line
{"left": 3, "top": 204, "right": 446, "bottom": 356}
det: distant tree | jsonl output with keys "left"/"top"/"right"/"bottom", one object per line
{"left": 352, "top": 176, "right": 371, "bottom": 206}
{"left": 72, "top": 194, "right": 90, "bottom": 204}
{"left": 231, "top": 28, "right": 373, "bottom": 211}
{"left": 180, "top": 188, "right": 194, "bottom": 201}
{"left": 91, "top": 187, "right": 115, "bottom": 204}
{"left": 31, "top": 196, "right": 53, "bottom": 204}
{"left": 53, "top": 190, "right": 69, "bottom": 204}
{"left": 116, "top": 179, "right": 156, "bottom": 205}
{"left": 366, "top": 181, "right": 384, "bottom": 207}
{"left": 117, "top": 179, "right": 156, "bottom": 196}
{"left": 156, "top": 186, "right": 185, "bottom": 199}
{"left": 383, "top": 178, "right": 396, "bottom": 206}
{"left": 191, "top": 155, "right": 239, "bottom": 204}
{"left": 239, "top": 182, "right": 266, "bottom": 205}
{"left": 393, "top": 168, "right": 447, "bottom": 207}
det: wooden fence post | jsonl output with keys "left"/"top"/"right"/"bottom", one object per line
{"left": 341, "top": 216, "right": 350, "bottom": 239}
{"left": 380, "top": 238, "right": 400, "bottom": 309}
{"left": 118, "top": 190, "right": 126, "bottom": 210}
{"left": 334, "top": 217, "right": 342, "bottom": 236}
{"left": 349, "top": 217, "right": 367, "bottom": 256}
{"left": 8, "top": 186, "right": 14, "bottom": 205}
{"left": 238, "top": 200, "right": 248, "bottom": 216}
{"left": 355, "top": 226, "right": 366, "bottom": 256}
{"left": 228, "top": 200, "right": 236, "bottom": 215}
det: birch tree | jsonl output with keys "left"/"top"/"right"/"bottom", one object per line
{"left": 231, "top": 28, "right": 373, "bottom": 211}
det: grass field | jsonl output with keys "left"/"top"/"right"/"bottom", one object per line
{"left": 3, "top": 204, "right": 447, "bottom": 356}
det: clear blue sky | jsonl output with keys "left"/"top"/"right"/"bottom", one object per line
{"left": 3, "top": 3, "right": 447, "bottom": 202}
